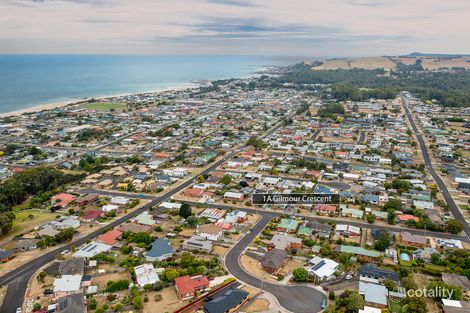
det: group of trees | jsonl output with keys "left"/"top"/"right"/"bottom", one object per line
{"left": 0, "top": 167, "right": 83, "bottom": 213}
{"left": 318, "top": 103, "right": 345, "bottom": 118}
{"left": 331, "top": 83, "right": 398, "bottom": 101}
{"left": 276, "top": 62, "right": 470, "bottom": 107}
{"left": 246, "top": 136, "right": 266, "bottom": 150}
{"left": 161, "top": 253, "right": 223, "bottom": 282}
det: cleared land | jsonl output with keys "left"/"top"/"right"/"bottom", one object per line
{"left": 312, "top": 57, "right": 395, "bottom": 70}
{"left": 81, "top": 102, "right": 126, "bottom": 111}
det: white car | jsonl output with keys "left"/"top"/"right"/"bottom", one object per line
{"left": 16, "top": 307, "right": 22, "bottom": 313}
{"left": 345, "top": 274, "right": 353, "bottom": 280}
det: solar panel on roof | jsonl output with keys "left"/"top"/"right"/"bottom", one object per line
{"left": 188, "top": 241, "right": 203, "bottom": 247}
{"left": 311, "top": 260, "right": 326, "bottom": 271}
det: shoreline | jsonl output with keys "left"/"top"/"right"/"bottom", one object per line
{"left": 0, "top": 82, "right": 200, "bottom": 118}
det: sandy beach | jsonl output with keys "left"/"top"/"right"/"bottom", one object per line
{"left": 0, "top": 82, "right": 200, "bottom": 118}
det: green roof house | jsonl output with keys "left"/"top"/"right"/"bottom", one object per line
{"left": 277, "top": 218, "right": 300, "bottom": 233}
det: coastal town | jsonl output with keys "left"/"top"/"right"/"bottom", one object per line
{"left": 0, "top": 63, "right": 469, "bottom": 313}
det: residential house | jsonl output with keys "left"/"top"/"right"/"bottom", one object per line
{"left": 412, "top": 247, "right": 438, "bottom": 262}
{"left": 261, "top": 249, "right": 287, "bottom": 274}
{"left": 337, "top": 245, "right": 381, "bottom": 261}
{"left": 197, "top": 224, "right": 223, "bottom": 241}
{"left": 0, "top": 250, "right": 15, "bottom": 262}
{"left": 75, "top": 194, "right": 99, "bottom": 207}
{"left": 359, "top": 263, "right": 399, "bottom": 284}
{"left": 73, "top": 242, "right": 112, "bottom": 259}
{"left": 55, "top": 293, "right": 85, "bottom": 313}
{"left": 182, "top": 235, "right": 213, "bottom": 252}
{"left": 51, "top": 193, "right": 76, "bottom": 209}
{"left": 204, "top": 287, "right": 249, "bottom": 313}
{"left": 174, "top": 275, "right": 210, "bottom": 300}
{"left": 277, "top": 218, "right": 300, "bottom": 233}
{"left": 53, "top": 274, "right": 83, "bottom": 298}
{"left": 145, "top": 239, "right": 174, "bottom": 262}
{"left": 269, "top": 234, "right": 302, "bottom": 251}
{"left": 13, "top": 238, "right": 39, "bottom": 252}
{"left": 359, "top": 281, "right": 388, "bottom": 309}
{"left": 314, "top": 204, "right": 337, "bottom": 216}
{"left": 400, "top": 232, "right": 428, "bottom": 247}
{"left": 308, "top": 257, "right": 339, "bottom": 281}
{"left": 134, "top": 263, "right": 160, "bottom": 287}
{"left": 96, "top": 229, "right": 122, "bottom": 246}
{"left": 58, "top": 258, "right": 85, "bottom": 276}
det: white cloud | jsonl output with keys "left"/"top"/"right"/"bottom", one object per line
{"left": 0, "top": 0, "right": 468, "bottom": 56}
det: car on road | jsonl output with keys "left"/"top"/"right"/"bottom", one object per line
{"left": 345, "top": 274, "right": 353, "bottom": 280}
{"left": 61, "top": 249, "right": 69, "bottom": 255}
{"left": 321, "top": 299, "right": 327, "bottom": 309}
{"left": 16, "top": 307, "right": 22, "bottom": 313}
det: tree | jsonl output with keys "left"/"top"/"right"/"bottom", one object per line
{"left": 0, "top": 212, "right": 15, "bottom": 235}
{"left": 383, "top": 279, "right": 397, "bottom": 291}
{"left": 54, "top": 228, "right": 75, "bottom": 243}
{"left": 178, "top": 203, "right": 192, "bottom": 219}
{"left": 345, "top": 291, "right": 365, "bottom": 312}
{"left": 164, "top": 269, "right": 179, "bottom": 282}
{"left": 292, "top": 268, "right": 309, "bottom": 282}
{"left": 445, "top": 219, "right": 464, "bottom": 234}
{"left": 186, "top": 215, "right": 198, "bottom": 227}
{"left": 220, "top": 174, "right": 232, "bottom": 185}
{"left": 37, "top": 271, "right": 47, "bottom": 283}
{"left": 366, "top": 214, "right": 375, "bottom": 224}
{"left": 402, "top": 296, "right": 427, "bottom": 313}
{"left": 133, "top": 296, "right": 143, "bottom": 309}
{"left": 387, "top": 210, "right": 396, "bottom": 225}
{"left": 392, "top": 179, "right": 412, "bottom": 192}
{"left": 374, "top": 231, "right": 392, "bottom": 251}
{"left": 383, "top": 199, "right": 403, "bottom": 212}
{"left": 114, "top": 303, "right": 123, "bottom": 312}
{"left": 33, "top": 303, "right": 42, "bottom": 311}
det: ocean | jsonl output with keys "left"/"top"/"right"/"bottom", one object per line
{"left": 0, "top": 55, "right": 297, "bottom": 114}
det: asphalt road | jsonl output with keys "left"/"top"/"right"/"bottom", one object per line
{"left": 401, "top": 94, "right": 470, "bottom": 240}
{"left": 224, "top": 214, "right": 327, "bottom": 313}
{"left": 181, "top": 201, "right": 469, "bottom": 242}
{"left": 0, "top": 110, "right": 293, "bottom": 313}
{"left": 0, "top": 149, "right": 238, "bottom": 313}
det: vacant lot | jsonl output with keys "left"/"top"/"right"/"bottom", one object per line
{"left": 81, "top": 102, "right": 126, "bottom": 111}
{"left": 144, "top": 287, "right": 186, "bottom": 313}
{"left": 91, "top": 271, "right": 131, "bottom": 290}
{"left": 245, "top": 298, "right": 270, "bottom": 313}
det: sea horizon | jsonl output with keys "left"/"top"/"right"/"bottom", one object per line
{"left": 0, "top": 54, "right": 300, "bottom": 115}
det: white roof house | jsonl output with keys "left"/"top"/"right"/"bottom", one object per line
{"left": 110, "top": 196, "right": 129, "bottom": 206}
{"left": 308, "top": 258, "right": 339, "bottom": 280}
{"left": 53, "top": 275, "right": 82, "bottom": 293}
{"left": 134, "top": 263, "right": 160, "bottom": 287}
{"left": 159, "top": 202, "right": 182, "bottom": 210}
{"left": 102, "top": 204, "right": 119, "bottom": 212}
{"left": 73, "top": 242, "right": 112, "bottom": 258}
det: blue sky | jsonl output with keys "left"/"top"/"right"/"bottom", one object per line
{"left": 0, "top": 0, "right": 469, "bottom": 56}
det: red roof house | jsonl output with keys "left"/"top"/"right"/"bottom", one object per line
{"left": 174, "top": 275, "right": 210, "bottom": 300}
{"left": 96, "top": 229, "right": 123, "bottom": 245}
{"left": 397, "top": 214, "right": 419, "bottom": 223}
{"left": 314, "top": 204, "right": 337, "bottom": 215}
{"left": 51, "top": 193, "right": 76, "bottom": 208}
{"left": 184, "top": 188, "right": 204, "bottom": 198}
{"left": 80, "top": 209, "right": 103, "bottom": 222}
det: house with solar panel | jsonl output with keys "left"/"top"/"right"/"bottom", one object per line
{"left": 308, "top": 256, "right": 339, "bottom": 281}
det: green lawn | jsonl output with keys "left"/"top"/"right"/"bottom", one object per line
{"left": 0, "top": 209, "right": 61, "bottom": 244}
{"left": 81, "top": 102, "right": 126, "bottom": 111}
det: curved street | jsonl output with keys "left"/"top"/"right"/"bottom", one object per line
{"left": 225, "top": 213, "right": 327, "bottom": 313}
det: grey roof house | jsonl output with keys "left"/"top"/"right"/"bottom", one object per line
{"left": 145, "top": 238, "right": 174, "bottom": 261}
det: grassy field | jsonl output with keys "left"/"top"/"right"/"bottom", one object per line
{"left": 81, "top": 102, "right": 126, "bottom": 111}
{"left": 0, "top": 206, "right": 60, "bottom": 244}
